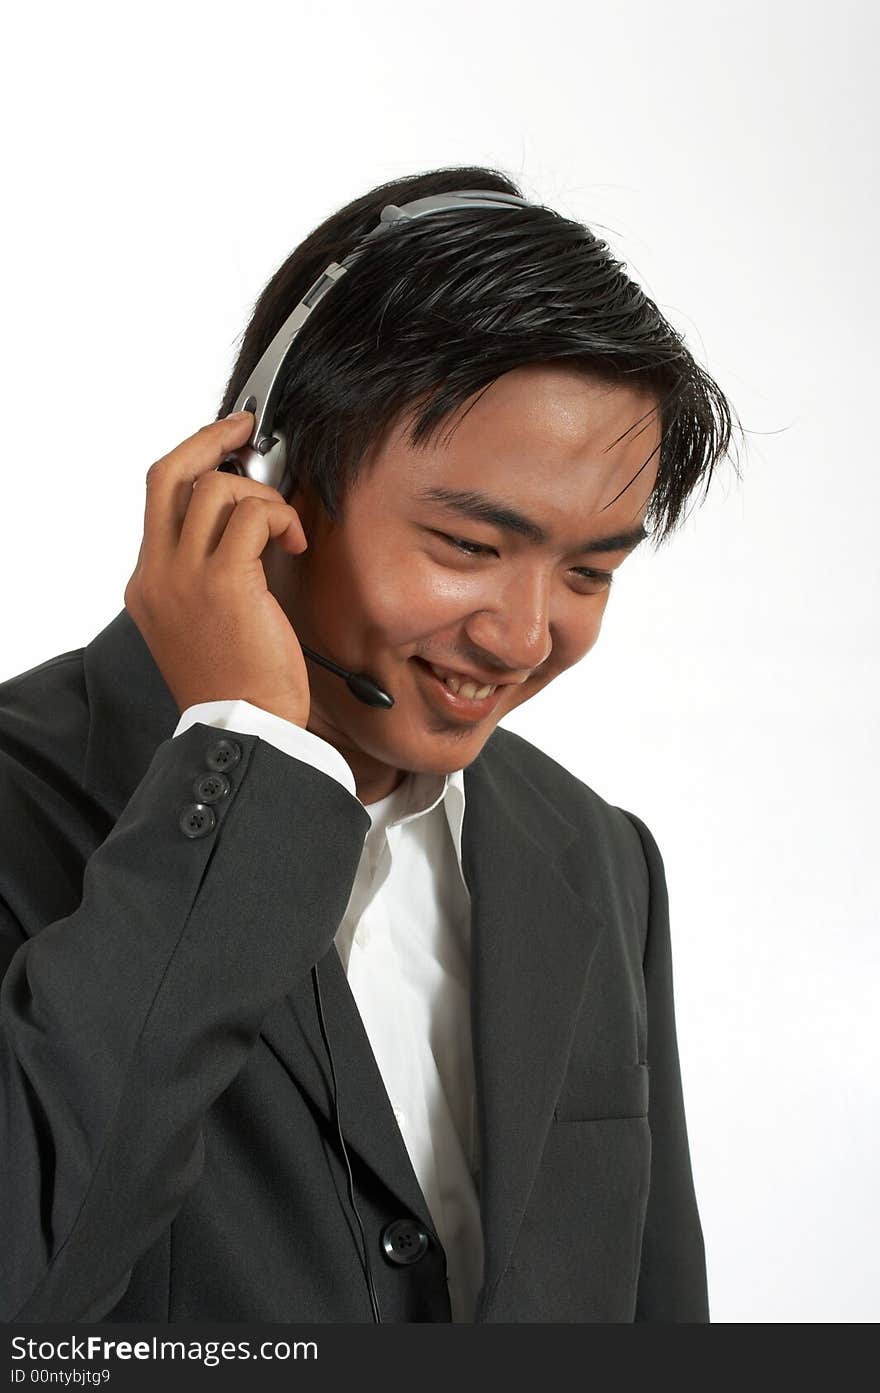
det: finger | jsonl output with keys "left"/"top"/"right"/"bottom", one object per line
{"left": 141, "top": 413, "right": 254, "bottom": 568}
{"left": 179, "top": 472, "right": 299, "bottom": 561}
{"left": 210, "top": 495, "right": 308, "bottom": 572}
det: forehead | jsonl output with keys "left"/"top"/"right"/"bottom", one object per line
{"left": 372, "top": 364, "right": 661, "bottom": 526}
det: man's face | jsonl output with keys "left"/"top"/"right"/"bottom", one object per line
{"left": 262, "top": 364, "right": 661, "bottom": 801}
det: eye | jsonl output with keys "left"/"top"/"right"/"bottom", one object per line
{"left": 440, "top": 534, "right": 496, "bottom": 557}
{"left": 434, "top": 533, "right": 614, "bottom": 593}
{"left": 571, "top": 568, "right": 614, "bottom": 593}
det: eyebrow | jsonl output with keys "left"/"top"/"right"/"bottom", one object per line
{"left": 415, "top": 486, "right": 649, "bottom": 555}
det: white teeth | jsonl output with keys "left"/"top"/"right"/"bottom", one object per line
{"left": 428, "top": 664, "right": 496, "bottom": 700}
{"left": 459, "top": 680, "right": 495, "bottom": 700}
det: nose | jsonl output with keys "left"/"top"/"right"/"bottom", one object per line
{"left": 463, "top": 567, "right": 554, "bottom": 677}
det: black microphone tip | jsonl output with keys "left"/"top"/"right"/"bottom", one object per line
{"left": 345, "top": 673, "right": 395, "bottom": 709}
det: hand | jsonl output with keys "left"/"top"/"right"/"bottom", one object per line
{"left": 124, "top": 412, "right": 311, "bottom": 728}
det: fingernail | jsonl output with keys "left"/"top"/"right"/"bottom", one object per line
{"left": 226, "top": 410, "right": 251, "bottom": 420}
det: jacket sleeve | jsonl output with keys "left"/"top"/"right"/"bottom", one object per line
{"left": 0, "top": 721, "right": 370, "bottom": 1323}
{"left": 622, "top": 810, "right": 710, "bottom": 1322}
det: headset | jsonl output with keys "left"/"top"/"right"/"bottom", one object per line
{"left": 217, "top": 188, "right": 536, "bottom": 1322}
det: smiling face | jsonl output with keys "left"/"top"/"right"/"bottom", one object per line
{"left": 262, "top": 364, "right": 662, "bottom": 804}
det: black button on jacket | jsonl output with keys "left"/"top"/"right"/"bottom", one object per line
{"left": 0, "top": 609, "right": 709, "bottom": 1323}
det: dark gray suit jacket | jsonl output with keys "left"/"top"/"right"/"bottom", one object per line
{"left": 0, "top": 607, "right": 708, "bottom": 1323}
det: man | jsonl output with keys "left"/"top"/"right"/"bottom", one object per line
{"left": 0, "top": 167, "right": 738, "bottom": 1323}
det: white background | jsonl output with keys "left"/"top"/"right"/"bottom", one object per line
{"left": 1, "top": 0, "right": 877, "bottom": 1323}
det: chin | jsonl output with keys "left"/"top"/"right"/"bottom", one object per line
{"left": 395, "top": 726, "right": 497, "bottom": 777}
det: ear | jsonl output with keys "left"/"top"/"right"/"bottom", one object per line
{"left": 284, "top": 476, "right": 325, "bottom": 546}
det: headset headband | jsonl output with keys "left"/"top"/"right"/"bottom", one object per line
{"left": 228, "top": 189, "right": 534, "bottom": 485}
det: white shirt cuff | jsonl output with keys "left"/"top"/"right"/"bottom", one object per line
{"left": 173, "top": 699, "right": 358, "bottom": 800}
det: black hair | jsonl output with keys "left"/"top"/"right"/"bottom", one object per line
{"left": 217, "top": 164, "right": 741, "bottom": 549}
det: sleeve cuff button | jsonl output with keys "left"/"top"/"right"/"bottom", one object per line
{"left": 205, "top": 738, "right": 242, "bottom": 772}
{"left": 178, "top": 802, "right": 217, "bottom": 838}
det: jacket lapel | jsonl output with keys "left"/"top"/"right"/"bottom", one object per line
{"left": 259, "top": 951, "right": 441, "bottom": 1234}
{"left": 82, "top": 609, "right": 610, "bottom": 1319}
{"left": 458, "top": 741, "right": 609, "bottom": 1319}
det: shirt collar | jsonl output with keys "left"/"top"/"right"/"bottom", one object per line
{"left": 364, "top": 766, "right": 467, "bottom": 877}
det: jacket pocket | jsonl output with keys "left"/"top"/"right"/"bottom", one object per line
{"left": 554, "top": 1062, "right": 650, "bottom": 1122}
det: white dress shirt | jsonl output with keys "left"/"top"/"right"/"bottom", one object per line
{"left": 173, "top": 699, "right": 484, "bottom": 1322}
